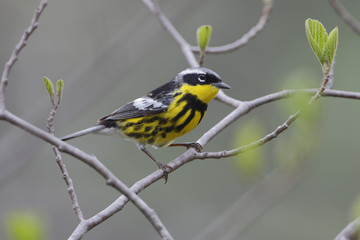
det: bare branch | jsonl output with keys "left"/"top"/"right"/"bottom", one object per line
{"left": 47, "top": 91, "right": 84, "bottom": 222}
{"left": 1, "top": 109, "right": 173, "bottom": 240}
{"left": 55, "top": 146, "right": 85, "bottom": 221}
{"left": 142, "top": 0, "right": 272, "bottom": 65}
{"left": 196, "top": 110, "right": 299, "bottom": 159}
{"left": 67, "top": 87, "right": 360, "bottom": 236}
{"left": 215, "top": 90, "right": 242, "bottom": 108}
{"left": 142, "top": 0, "right": 199, "bottom": 67}
{"left": 329, "top": 0, "right": 360, "bottom": 35}
{"left": 0, "top": 0, "right": 48, "bottom": 111}
{"left": 191, "top": 0, "right": 273, "bottom": 54}
{"left": 334, "top": 217, "right": 360, "bottom": 240}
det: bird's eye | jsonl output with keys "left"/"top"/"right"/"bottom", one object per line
{"left": 198, "top": 75, "right": 206, "bottom": 82}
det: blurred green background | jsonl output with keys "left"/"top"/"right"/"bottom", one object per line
{"left": 1, "top": 0, "right": 360, "bottom": 239}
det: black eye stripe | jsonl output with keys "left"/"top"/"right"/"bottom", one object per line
{"left": 183, "top": 73, "right": 221, "bottom": 86}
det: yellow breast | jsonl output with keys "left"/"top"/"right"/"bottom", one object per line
{"left": 118, "top": 84, "right": 219, "bottom": 148}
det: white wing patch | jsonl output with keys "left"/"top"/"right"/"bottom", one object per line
{"left": 133, "top": 97, "right": 165, "bottom": 111}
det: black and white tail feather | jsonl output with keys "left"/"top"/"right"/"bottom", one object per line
{"left": 61, "top": 125, "right": 106, "bottom": 141}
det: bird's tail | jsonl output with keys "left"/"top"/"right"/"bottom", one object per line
{"left": 61, "top": 125, "right": 106, "bottom": 141}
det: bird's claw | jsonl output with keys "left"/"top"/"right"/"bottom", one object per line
{"left": 186, "top": 142, "right": 202, "bottom": 152}
{"left": 157, "top": 162, "right": 173, "bottom": 184}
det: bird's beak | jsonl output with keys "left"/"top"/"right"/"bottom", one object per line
{"left": 213, "top": 81, "right": 231, "bottom": 89}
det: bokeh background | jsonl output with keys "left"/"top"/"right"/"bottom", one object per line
{"left": 1, "top": 0, "right": 360, "bottom": 239}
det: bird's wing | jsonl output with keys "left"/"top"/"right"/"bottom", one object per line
{"left": 98, "top": 79, "right": 179, "bottom": 122}
{"left": 98, "top": 96, "right": 170, "bottom": 121}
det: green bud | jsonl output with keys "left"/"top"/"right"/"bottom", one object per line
{"left": 43, "top": 77, "right": 54, "bottom": 103}
{"left": 56, "top": 79, "right": 64, "bottom": 102}
{"left": 197, "top": 25, "right": 212, "bottom": 54}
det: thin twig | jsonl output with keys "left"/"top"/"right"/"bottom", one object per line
{"left": 0, "top": 0, "right": 48, "bottom": 111}
{"left": 142, "top": 0, "right": 198, "bottom": 67}
{"left": 54, "top": 147, "right": 85, "bottom": 221}
{"left": 191, "top": 0, "right": 273, "bottom": 54}
{"left": 215, "top": 90, "right": 242, "bottom": 108}
{"left": 142, "top": 0, "right": 272, "bottom": 65}
{"left": 329, "top": 0, "right": 360, "bottom": 35}
{"left": 198, "top": 52, "right": 205, "bottom": 67}
{"left": 47, "top": 94, "right": 84, "bottom": 222}
{"left": 196, "top": 110, "right": 299, "bottom": 159}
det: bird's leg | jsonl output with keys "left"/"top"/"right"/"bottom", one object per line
{"left": 168, "top": 142, "right": 203, "bottom": 152}
{"left": 138, "top": 145, "right": 173, "bottom": 183}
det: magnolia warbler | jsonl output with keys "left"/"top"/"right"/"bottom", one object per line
{"left": 61, "top": 67, "right": 230, "bottom": 179}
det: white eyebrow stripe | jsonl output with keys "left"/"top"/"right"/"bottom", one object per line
{"left": 179, "top": 68, "right": 206, "bottom": 76}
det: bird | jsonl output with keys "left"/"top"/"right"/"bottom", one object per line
{"left": 61, "top": 67, "right": 230, "bottom": 180}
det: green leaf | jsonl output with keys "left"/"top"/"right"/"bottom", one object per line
{"left": 305, "top": 19, "right": 327, "bottom": 65}
{"left": 324, "top": 27, "right": 338, "bottom": 66}
{"left": 5, "top": 211, "right": 45, "bottom": 240}
{"left": 56, "top": 79, "right": 64, "bottom": 102}
{"left": 305, "top": 19, "right": 338, "bottom": 75}
{"left": 43, "top": 77, "right": 54, "bottom": 103}
{"left": 197, "top": 25, "right": 212, "bottom": 53}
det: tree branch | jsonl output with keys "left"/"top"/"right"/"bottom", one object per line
{"left": 46, "top": 89, "right": 84, "bottom": 222}
{"left": 0, "top": 0, "right": 48, "bottom": 111}
{"left": 142, "top": 0, "right": 199, "bottom": 67}
{"left": 142, "top": 0, "right": 273, "bottom": 65}
{"left": 329, "top": 0, "right": 360, "bottom": 35}
{"left": 191, "top": 0, "right": 273, "bottom": 54}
